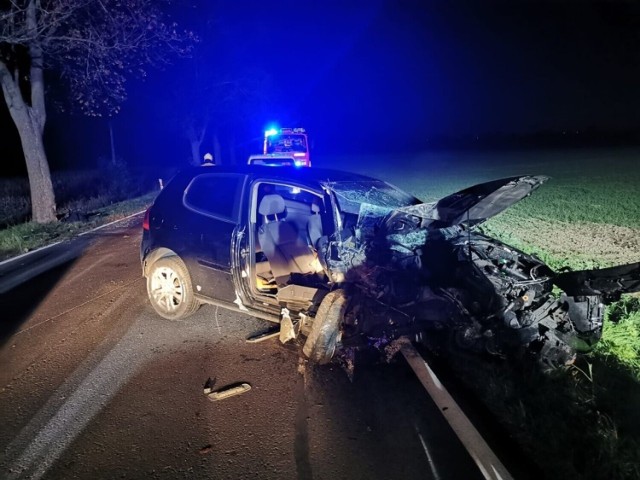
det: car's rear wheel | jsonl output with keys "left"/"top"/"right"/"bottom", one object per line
{"left": 303, "top": 289, "right": 348, "bottom": 364}
{"left": 146, "top": 256, "right": 201, "bottom": 320}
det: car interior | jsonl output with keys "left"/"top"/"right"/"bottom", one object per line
{"left": 252, "top": 182, "right": 328, "bottom": 297}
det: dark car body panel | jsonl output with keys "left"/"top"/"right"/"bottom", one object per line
{"left": 554, "top": 262, "right": 640, "bottom": 297}
{"left": 141, "top": 166, "right": 383, "bottom": 313}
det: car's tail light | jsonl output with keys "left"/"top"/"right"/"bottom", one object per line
{"left": 142, "top": 207, "right": 151, "bottom": 231}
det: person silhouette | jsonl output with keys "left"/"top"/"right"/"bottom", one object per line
{"left": 202, "top": 152, "right": 215, "bottom": 166}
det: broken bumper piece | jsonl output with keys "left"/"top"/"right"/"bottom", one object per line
{"left": 204, "top": 382, "right": 252, "bottom": 402}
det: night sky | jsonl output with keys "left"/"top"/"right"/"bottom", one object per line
{"left": 1, "top": 0, "right": 639, "bottom": 175}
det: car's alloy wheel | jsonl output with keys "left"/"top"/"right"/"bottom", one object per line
{"left": 303, "top": 289, "right": 348, "bottom": 364}
{"left": 147, "top": 256, "right": 200, "bottom": 320}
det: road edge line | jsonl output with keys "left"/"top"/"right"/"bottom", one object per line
{"left": 77, "top": 209, "right": 146, "bottom": 236}
{"left": 0, "top": 209, "right": 146, "bottom": 268}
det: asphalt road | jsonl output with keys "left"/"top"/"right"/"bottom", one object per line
{"left": 0, "top": 215, "right": 491, "bottom": 480}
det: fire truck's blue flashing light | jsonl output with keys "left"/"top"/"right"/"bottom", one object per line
{"left": 265, "top": 128, "right": 278, "bottom": 137}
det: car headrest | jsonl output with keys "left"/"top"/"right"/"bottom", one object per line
{"left": 311, "top": 202, "right": 321, "bottom": 214}
{"left": 259, "top": 194, "right": 286, "bottom": 216}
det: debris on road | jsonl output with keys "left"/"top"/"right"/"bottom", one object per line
{"left": 246, "top": 326, "right": 280, "bottom": 343}
{"left": 204, "top": 382, "right": 252, "bottom": 402}
{"left": 203, "top": 377, "right": 217, "bottom": 393}
{"left": 199, "top": 444, "right": 212, "bottom": 454}
{"left": 279, "top": 308, "right": 296, "bottom": 344}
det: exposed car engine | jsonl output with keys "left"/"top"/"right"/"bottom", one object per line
{"left": 316, "top": 181, "right": 636, "bottom": 369}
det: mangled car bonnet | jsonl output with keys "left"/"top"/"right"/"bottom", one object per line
{"left": 554, "top": 262, "right": 640, "bottom": 297}
{"left": 396, "top": 175, "right": 550, "bottom": 228}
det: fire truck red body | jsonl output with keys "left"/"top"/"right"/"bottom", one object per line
{"left": 263, "top": 127, "right": 311, "bottom": 167}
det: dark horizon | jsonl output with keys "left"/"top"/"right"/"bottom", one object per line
{"left": 1, "top": 0, "right": 639, "bottom": 176}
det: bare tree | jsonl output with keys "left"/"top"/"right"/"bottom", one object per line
{"left": 173, "top": 67, "right": 276, "bottom": 166}
{"left": 164, "top": 67, "right": 246, "bottom": 166}
{"left": 0, "top": 0, "right": 193, "bottom": 223}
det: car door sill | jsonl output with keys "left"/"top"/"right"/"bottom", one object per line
{"left": 194, "top": 293, "right": 280, "bottom": 323}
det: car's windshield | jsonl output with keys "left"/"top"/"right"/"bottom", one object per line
{"left": 326, "top": 180, "right": 421, "bottom": 214}
{"left": 266, "top": 134, "right": 307, "bottom": 154}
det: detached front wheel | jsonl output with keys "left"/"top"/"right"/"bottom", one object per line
{"left": 146, "top": 256, "right": 201, "bottom": 320}
{"left": 303, "top": 289, "right": 348, "bottom": 364}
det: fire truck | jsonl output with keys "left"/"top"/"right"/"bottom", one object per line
{"left": 262, "top": 127, "right": 311, "bottom": 167}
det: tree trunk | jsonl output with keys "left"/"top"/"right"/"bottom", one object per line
{"left": 19, "top": 116, "right": 57, "bottom": 223}
{"left": 0, "top": 1, "right": 57, "bottom": 223}
{"left": 228, "top": 135, "right": 236, "bottom": 165}
{"left": 185, "top": 120, "right": 207, "bottom": 166}
{"left": 213, "top": 132, "right": 223, "bottom": 166}
{"left": 0, "top": 62, "right": 57, "bottom": 224}
{"left": 189, "top": 138, "right": 202, "bottom": 166}
{"left": 109, "top": 121, "right": 117, "bottom": 165}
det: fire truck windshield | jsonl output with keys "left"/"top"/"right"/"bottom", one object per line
{"left": 266, "top": 134, "right": 307, "bottom": 154}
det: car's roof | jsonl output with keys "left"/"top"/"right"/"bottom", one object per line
{"left": 177, "top": 165, "right": 380, "bottom": 188}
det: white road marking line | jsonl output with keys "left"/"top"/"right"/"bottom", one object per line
{"left": 416, "top": 427, "right": 442, "bottom": 480}
{"left": 4, "top": 315, "right": 147, "bottom": 480}
{"left": 398, "top": 338, "right": 513, "bottom": 480}
{"left": 78, "top": 209, "right": 147, "bottom": 236}
{"left": 0, "top": 209, "right": 146, "bottom": 268}
{"left": 0, "top": 241, "right": 63, "bottom": 267}
{"left": 214, "top": 305, "right": 222, "bottom": 335}
{"left": 4, "top": 305, "right": 233, "bottom": 479}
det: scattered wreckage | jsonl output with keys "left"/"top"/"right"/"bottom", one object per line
{"left": 141, "top": 166, "right": 640, "bottom": 371}
{"left": 303, "top": 175, "right": 640, "bottom": 368}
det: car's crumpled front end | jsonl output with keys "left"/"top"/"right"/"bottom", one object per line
{"left": 315, "top": 176, "right": 640, "bottom": 368}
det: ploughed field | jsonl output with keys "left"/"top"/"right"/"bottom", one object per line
{"left": 325, "top": 147, "right": 640, "bottom": 271}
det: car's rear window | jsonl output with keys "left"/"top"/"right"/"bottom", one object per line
{"left": 184, "top": 173, "right": 246, "bottom": 222}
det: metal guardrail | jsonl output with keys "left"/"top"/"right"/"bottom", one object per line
{"left": 397, "top": 337, "right": 513, "bottom": 480}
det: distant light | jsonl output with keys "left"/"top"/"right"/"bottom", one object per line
{"left": 294, "top": 160, "right": 304, "bottom": 167}
{"left": 293, "top": 153, "right": 305, "bottom": 157}
{"left": 291, "top": 187, "right": 301, "bottom": 194}
{"left": 265, "top": 128, "right": 278, "bottom": 137}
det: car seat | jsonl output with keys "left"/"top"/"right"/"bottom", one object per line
{"left": 257, "top": 194, "right": 319, "bottom": 286}
{"left": 307, "top": 201, "right": 323, "bottom": 249}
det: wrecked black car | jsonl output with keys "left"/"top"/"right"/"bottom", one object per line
{"left": 141, "top": 165, "right": 640, "bottom": 369}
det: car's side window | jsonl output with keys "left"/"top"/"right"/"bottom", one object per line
{"left": 184, "top": 173, "right": 246, "bottom": 222}
{"left": 253, "top": 182, "right": 323, "bottom": 224}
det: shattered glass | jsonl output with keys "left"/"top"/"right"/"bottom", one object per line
{"left": 356, "top": 203, "right": 394, "bottom": 241}
{"left": 324, "top": 180, "right": 420, "bottom": 214}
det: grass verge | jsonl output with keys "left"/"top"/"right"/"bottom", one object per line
{"left": 478, "top": 205, "right": 640, "bottom": 479}
{"left": 0, "top": 191, "right": 157, "bottom": 262}
{"left": 438, "top": 348, "right": 640, "bottom": 480}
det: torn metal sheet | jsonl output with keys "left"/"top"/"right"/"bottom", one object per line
{"left": 246, "top": 326, "right": 281, "bottom": 343}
